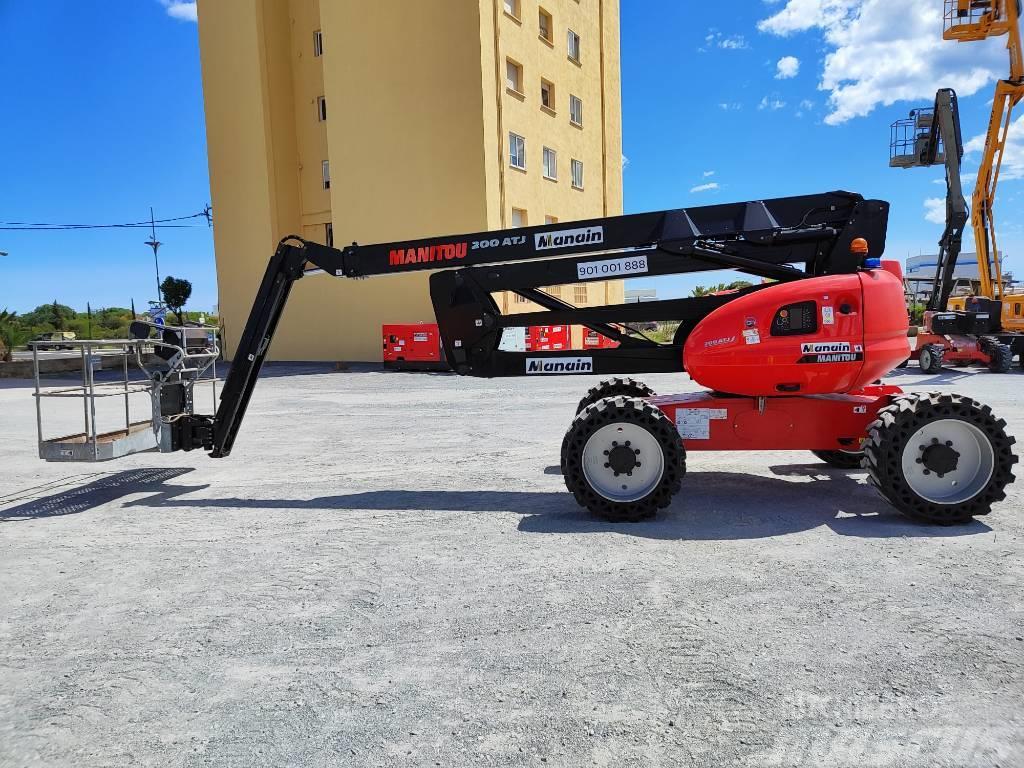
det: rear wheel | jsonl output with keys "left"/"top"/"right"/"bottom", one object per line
{"left": 981, "top": 338, "right": 1012, "bottom": 373}
{"left": 575, "top": 377, "right": 655, "bottom": 414}
{"left": 918, "top": 344, "right": 944, "bottom": 374}
{"left": 561, "top": 396, "right": 684, "bottom": 522}
{"left": 811, "top": 449, "right": 864, "bottom": 469}
{"left": 864, "top": 393, "right": 1017, "bottom": 524}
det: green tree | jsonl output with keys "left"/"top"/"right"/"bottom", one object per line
{"left": 160, "top": 276, "right": 193, "bottom": 324}
{"left": 0, "top": 309, "right": 25, "bottom": 363}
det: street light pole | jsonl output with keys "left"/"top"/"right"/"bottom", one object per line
{"left": 144, "top": 207, "right": 163, "bottom": 303}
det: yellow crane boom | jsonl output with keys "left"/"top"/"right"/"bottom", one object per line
{"left": 943, "top": 0, "right": 1023, "bottom": 304}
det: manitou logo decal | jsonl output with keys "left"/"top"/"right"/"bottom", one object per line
{"left": 389, "top": 241, "right": 468, "bottom": 267}
{"left": 525, "top": 356, "right": 594, "bottom": 374}
{"left": 534, "top": 226, "right": 604, "bottom": 251}
{"left": 798, "top": 341, "right": 863, "bottom": 364}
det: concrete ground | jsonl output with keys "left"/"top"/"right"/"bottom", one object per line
{"left": 1, "top": 364, "right": 1022, "bottom": 767}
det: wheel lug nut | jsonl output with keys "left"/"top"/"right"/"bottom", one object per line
{"left": 923, "top": 469, "right": 931, "bottom": 475}
{"left": 932, "top": 438, "right": 939, "bottom": 444}
{"left": 604, "top": 463, "right": 610, "bottom": 468}
{"left": 945, "top": 441, "right": 953, "bottom": 446}
{"left": 915, "top": 458, "right": 922, "bottom": 464}
{"left": 635, "top": 462, "right": 642, "bottom": 468}
{"left": 613, "top": 472, "right": 620, "bottom": 477}
{"left": 625, "top": 441, "right": 631, "bottom": 447}
{"left": 612, "top": 441, "right": 618, "bottom": 447}
{"left": 626, "top": 471, "right": 633, "bottom": 476}
{"left": 603, "top": 450, "right": 609, "bottom": 456}
{"left": 634, "top": 449, "right": 641, "bottom": 455}
{"left": 919, "top": 445, "right": 926, "bottom": 451}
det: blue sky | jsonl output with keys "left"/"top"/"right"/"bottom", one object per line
{"left": 1, "top": 0, "right": 1021, "bottom": 312}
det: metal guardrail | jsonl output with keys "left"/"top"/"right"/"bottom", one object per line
{"left": 31, "top": 327, "right": 219, "bottom": 462}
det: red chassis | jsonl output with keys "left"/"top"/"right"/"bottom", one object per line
{"left": 648, "top": 384, "right": 903, "bottom": 452}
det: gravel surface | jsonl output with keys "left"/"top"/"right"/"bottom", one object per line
{"left": 1, "top": 364, "right": 1022, "bottom": 767}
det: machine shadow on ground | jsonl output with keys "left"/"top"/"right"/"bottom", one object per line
{"left": 89, "top": 467, "right": 994, "bottom": 542}
{"left": 0, "top": 468, "right": 204, "bottom": 521}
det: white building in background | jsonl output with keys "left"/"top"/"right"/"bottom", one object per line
{"left": 905, "top": 252, "right": 1009, "bottom": 282}
{"left": 625, "top": 288, "right": 657, "bottom": 303}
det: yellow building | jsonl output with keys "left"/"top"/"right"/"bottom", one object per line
{"left": 197, "top": 0, "right": 623, "bottom": 361}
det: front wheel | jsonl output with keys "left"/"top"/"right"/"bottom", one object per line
{"left": 561, "top": 396, "right": 684, "bottom": 522}
{"left": 864, "top": 393, "right": 1017, "bottom": 524}
{"left": 918, "top": 344, "right": 944, "bottom": 374}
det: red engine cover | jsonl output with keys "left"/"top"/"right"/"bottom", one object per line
{"left": 683, "top": 268, "right": 910, "bottom": 396}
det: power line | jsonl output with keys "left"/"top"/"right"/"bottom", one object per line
{"left": 0, "top": 211, "right": 210, "bottom": 231}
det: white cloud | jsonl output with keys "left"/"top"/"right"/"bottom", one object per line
{"left": 965, "top": 113, "right": 1024, "bottom": 181}
{"left": 703, "top": 170, "right": 716, "bottom": 177}
{"left": 690, "top": 182, "right": 720, "bottom": 193}
{"left": 924, "top": 197, "right": 946, "bottom": 224}
{"left": 758, "top": 95, "right": 787, "bottom": 111}
{"left": 719, "top": 102, "right": 743, "bottom": 111}
{"left": 622, "top": 154, "right": 630, "bottom": 170}
{"left": 758, "top": 0, "right": 1005, "bottom": 125}
{"left": 160, "top": 1, "right": 197, "bottom": 22}
{"left": 775, "top": 55, "right": 800, "bottom": 79}
{"left": 702, "top": 29, "right": 750, "bottom": 52}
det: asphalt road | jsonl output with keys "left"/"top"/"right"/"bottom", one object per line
{"left": 1, "top": 364, "right": 1022, "bottom": 767}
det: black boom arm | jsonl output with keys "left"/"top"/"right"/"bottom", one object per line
{"left": 180, "top": 190, "right": 888, "bottom": 457}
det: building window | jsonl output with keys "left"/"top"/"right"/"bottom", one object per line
{"left": 313, "top": 30, "right": 323, "bottom": 57}
{"left": 515, "top": 293, "right": 530, "bottom": 303}
{"left": 538, "top": 8, "right": 553, "bottom": 42}
{"left": 322, "top": 160, "right": 331, "bottom": 190}
{"left": 569, "top": 94, "right": 583, "bottom": 126}
{"left": 574, "top": 285, "right": 588, "bottom": 305}
{"left": 503, "top": 0, "right": 520, "bottom": 20}
{"left": 325, "top": 222, "right": 333, "bottom": 247}
{"left": 546, "top": 286, "right": 562, "bottom": 298}
{"left": 567, "top": 29, "right": 581, "bottom": 62}
{"left": 509, "top": 132, "right": 526, "bottom": 170}
{"left": 541, "top": 79, "right": 555, "bottom": 111}
{"left": 506, "top": 58, "right": 523, "bottom": 94}
{"left": 542, "top": 147, "right": 557, "bottom": 180}
{"left": 545, "top": 215, "right": 558, "bottom": 224}
{"left": 571, "top": 158, "right": 584, "bottom": 189}
{"left": 511, "top": 207, "right": 527, "bottom": 227}
{"left": 316, "top": 95, "right": 327, "bottom": 122}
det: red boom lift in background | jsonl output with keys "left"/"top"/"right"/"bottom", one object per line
{"left": 120, "top": 190, "right": 1016, "bottom": 526}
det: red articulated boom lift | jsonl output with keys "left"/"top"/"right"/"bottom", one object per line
{"left": 125, "top": 190, "right": 1016, "bottom": 526}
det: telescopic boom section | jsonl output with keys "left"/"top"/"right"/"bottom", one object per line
{"left": 185, "top": 191, "right": 888, "bottom": 458}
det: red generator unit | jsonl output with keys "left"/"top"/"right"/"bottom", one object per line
{"left": 583, "top": 328, "right": 621, "bottom": 350}
{"left": 526, "top": 325, "right": 572, "bottom": 352}
{"left": 382, "top": 323, "right": 448, "bottom": 371}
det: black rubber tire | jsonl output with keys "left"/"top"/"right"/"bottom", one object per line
{"left": 561, "top": 396, "right": 684, "bottom": 522}
{"left": 863, "top": 392, "right": 1017, "bottom": 524}
{"left": 918, "top": 344, "right": 944, "bottom": 374}
{"left": 984, "top": 341, "right": 1012, "bottom": 373}
{"left": 811, "top": 449, "right": 865, "bottom": 469}
{"left": 575, "top": 377, "right": 656, "bottom": 415}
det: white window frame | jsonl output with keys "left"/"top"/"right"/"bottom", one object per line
{"left": 322, "top": 160, "right": 331, "bottom": 190}
{"left": 316, "top": 95, "right": 327, "bottom": 122}
{"left": 571, "top": 158, "right": 584, "bottom": 190}
{"left": 542, "top": 147, "right": 557, "bottom": 180}
{"left": 545, "top": 215, "right": 558, "bottom": 224}
{"left": 567, "top": 29, "right": 581, "bottom": 62}
{"left": 511, "top": 207, "right": 527, "bottom": 228}
{"left": 313, "top": 30, "right": 323, "bottom": 57}
{"left": 569, "top": 94, "right": 583, "bottom": 126}
{"left": 509, "top": 132, "right": 526, "bottom": 170}
{"left": 506, "top": 58, "right": 523, "bottom": 94}
{"left": 503, "top": 0, "right": 520, "bottom": 20}
{"left": 325, "top": 222, "right": 333, "bottom": 247}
